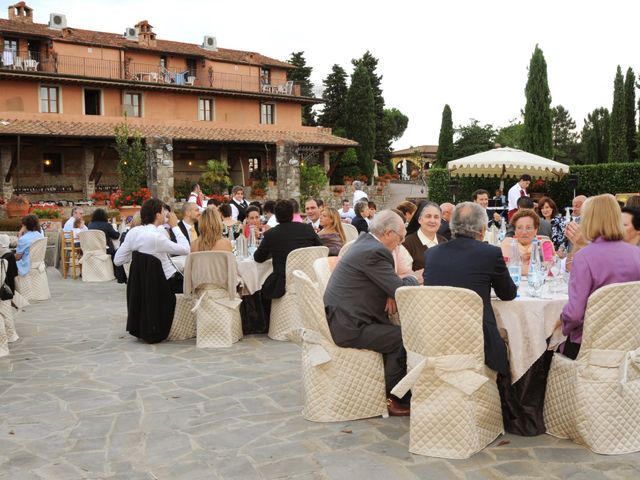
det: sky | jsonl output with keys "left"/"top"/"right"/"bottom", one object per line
{"left": 14, "top": 0, "right": 640, "bottom": 150}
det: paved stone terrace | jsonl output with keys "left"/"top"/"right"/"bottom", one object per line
{"left": 1, "top": 270, "right": 640, "bottom": 479}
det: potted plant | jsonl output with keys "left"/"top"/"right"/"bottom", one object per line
{"left": 251, "top": 187, "right": 265, "bottom": 199}
{"left": 30, "top": 204, "right": 64, "bottom": 231}
{"left": 5, "top": 195, "right": 30, "bottom": 218}
{"left": 113, "top": 122, "right": 147, "bottom": 216}
{"left": 199, "top": 159, "right": 232, "bottom": 195}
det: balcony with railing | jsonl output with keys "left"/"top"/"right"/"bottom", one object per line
{"left": 0, "top": 50, "right": 302, "bottom": 97}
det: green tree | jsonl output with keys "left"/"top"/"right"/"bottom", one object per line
{"left": 331, "top": 148, "right": 360, "bottom": 184}
{"left": 624, "top": 67, "right": 636, "bottom": 161}
{"left": 114, "top": 122, "right": 146, "bottom": 196}
{"left": 522, "top": 45, "right": 553, "bottom": 158}
{"left": 352, "top": 52, "right": 386, "bottom": 161}
{"left": 318, "top": 64, "right": 348, "bottom": 130}
{"left": 496, "top": 120, "right": 525, "bottom": 149}
{"left": 453, "top": 120, "right": 497, "bottom": 159}
{"left": 434, "top": 104, "right": 454, "bottom": 167}
{"left": 287, "top": 52, "right": 316, "bottom": 126}
{"left": 581, "top": 108, "right": 610, "bottom": 164}
{"left": 300, "top": 164, "right": 328, "bottom": 201}
{"left": 382, "top": 108, "right": 409, "bottom": 144}
{"left": 609, "top": 66, "right": 628, "bottom": 163}
{"left": 551, "top": 105, "right": 579, "bottom": 163}
{"left": 344, "top": 64, "right": 376, "bottom": 179}
{"left": 199, "top": 160, "right": 232, "bottom": 194}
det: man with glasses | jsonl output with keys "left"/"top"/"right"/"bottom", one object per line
{"left": 324, "top": 210, "right": 418, "bottom": 417}
{"left": 63, "top": 206, "right": 84, "bottom": 232}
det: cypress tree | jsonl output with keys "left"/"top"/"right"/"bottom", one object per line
{"left": 435, "top": 104, "right": 454, "bottom": 167}
{"left": 318, "top": 64, "right": 348, "bottom": 130}
{"left": 287, "top": 52, "right": 316, "bottom": 126}
{"left": 581, "top": 108, "right": 610, "bottom": 164}
{"left": 609, "top": 66, "right": 628, "bottom": 162}
{"left": 344, "top": 64, "right": 376, "bottom": 180}
{"left": 352, "top": 52, "right": 386, "bottom": 161}
{"left": 522, "top": 45, "right": 553, "bottom": 158}
{"left": 624, "top": 67, "right": 636, "bottom": 161}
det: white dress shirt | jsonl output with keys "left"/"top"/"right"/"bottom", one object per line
{"left": 266, "top": 214, "right": 279, "bottom": 228}
{"left": 230, "top": 200, "right": 248, "bottom": 221}
{"left": 188, "top": 193, "right": 205, "bottom": 212}
{"left": 353, "top": 189, "right": 368, "bottom": 205}
{"left": 114, "top": 224, "right": 190, "bottom": 279}
{"left": 339, "top": 208, "right": 356, "bottom": 220}
{"left": 417, "top": 229, "right": 439, "bottom": 248}
{"left": 63, "top": 217, "right": 76, "bottom": 231}
{"left": 508, "top": 183, "right": 528, "bottom": 211}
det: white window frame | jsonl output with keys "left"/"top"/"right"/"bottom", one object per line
{"left": 260, "top": 102, "right": 275, "bottom": 125}
{"left": 198, "top": 97, "right": 214, "bottom": 121}
{"left": 39, "top": 84, "right": 62, "bottom": 113}
{"left": 82, "top": 87, "right": 104, "bottom": 116}
{"left": 123, "top": 91, "right": 143, "bottom": 118}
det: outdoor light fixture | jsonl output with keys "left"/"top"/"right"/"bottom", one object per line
{"left": 165, "top": 144, "right": 173, "bottom": 152}
{"left": 188, "top": 161, "right": 193, "bottom": 166}
{"left": 44, "top": 159, "right": 51, "bottom": 166}
{"left": 288, "top": 158, "right": 299, "bottom": 166}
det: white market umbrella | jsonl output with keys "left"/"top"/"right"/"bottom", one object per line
{"left": 447, "top": 147, "right": 569, "bottom": 190}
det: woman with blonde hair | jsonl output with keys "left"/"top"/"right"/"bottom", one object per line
{"left": 191, "top": 208, "right": 232, "bottom": 253}
{"left": 560, "top": 194, "right": 640, "bottom": 359}
{"left": 318, "top": 207, "right": 346, "bottom": 256}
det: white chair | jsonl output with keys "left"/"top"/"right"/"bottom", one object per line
{"left": 338, "top": 239, "right": 355, "bottom": 257}
{"left": 184, "top": 251, "right": 242, "bottom": 348}
{"left": 293, "top": 270, "right": 387, "bottom": 422}
{"left": 167, "top": 294, "right": 196, "bottom": 341}
{"left": 13, "top": 56, "right": 23, "bottom": 70}
{"left": 312, "top": 257, "right": 332, "bottom": 294}
{"left": 544, "top": 281, "right": 640, "bottom": 454}
{"left": 269, "top": 246, "right": 329, "bottom": 341}
{"left": 78, "top": 231, "right": 115, "bottom": 282}
{"left": 15, "top": 237, "right": 50, "bottom": 302}
{"left": 0, "top": 259, "right": 17, "bottom": 358}
{"left": 393, "top": 286, "right": 503, "bottom": 459}
{"left": 342, "top": 223, "right": 359, "bottom": 243}
{"left": 185, "top": 75, "right": 195, "bottom": 86}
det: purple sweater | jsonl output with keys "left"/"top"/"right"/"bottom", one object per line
{"left": 561, "top": 238, "right": 640, "bottom": 344}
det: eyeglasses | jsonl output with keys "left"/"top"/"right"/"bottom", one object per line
{"left": 515, "top": 226, "right": 535, "bottom": 232}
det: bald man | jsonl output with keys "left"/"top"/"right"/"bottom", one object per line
{"left": 572, "top": 195, "right": 587, "bottom": 223}
{"left": 437, "top": 202, "right": 454, "bottom": 240}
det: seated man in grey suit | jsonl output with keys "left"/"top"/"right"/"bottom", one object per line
{"left": 324, "top": 210, "right": 419, "bottom": 416}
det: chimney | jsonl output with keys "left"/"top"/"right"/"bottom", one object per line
{"left": 8, "top": 2, "right": 33, "bottom": 23}
{"left": 135, "top": 20, "right": 157, "bottom": 47}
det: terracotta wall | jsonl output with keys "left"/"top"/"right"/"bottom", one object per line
{"left": 53, "top": 42, "right": 121, "bottom": 61}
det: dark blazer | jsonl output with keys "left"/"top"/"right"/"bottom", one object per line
{"left": 126, "top": 251, "right": 176, "bottom": 343}
{"left": 351, "top": 215, "right": 369, "bottom": 234}
{"left": 422, "top": 236, "right": 517, "bottom": 374}
{"left": 325, "top": 233, "right": 418, "bottom": 344}
{"left": 402, "top": 232, "right": 448, "bottom": 271}
{"left": 437, "top": 219, "right": 452, "bottom": 240}
{"left": 87, "top": 221, "right": 120, "bottom": 256}
{"left": 253, "top": 221, "right": 322, "bottom": 299}
{"left": 177, "top": 220, "right": 199, "bottom": 243}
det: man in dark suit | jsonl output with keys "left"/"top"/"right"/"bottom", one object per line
{"left": 437, "top": 202, "right": 454, "bottom": 240}
{"left": 254, "top": 199, "right": 322, "bottom": 300}
{"left": 324, "top": 210, "right": 419, "bottom": 416}
{"left": 423, "top": 201, "right": 517, "bottom": 376}
{"left": 177, "top": 202, "right": 200, "bottom": 244}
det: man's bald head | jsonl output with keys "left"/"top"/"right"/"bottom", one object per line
{"left": 573, "top": 195, "right": 587, "bottom": 217}
{"left": 440, "top": 202, "right": 454, "bottom": 222}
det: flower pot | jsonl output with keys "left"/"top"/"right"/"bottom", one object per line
{"left": 118, "top": 205, "right": 142, "bottom": 221}
{"left": 6, "top": 203, "right": 30, "bottom": 218}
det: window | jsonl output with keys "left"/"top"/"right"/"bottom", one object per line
{"left": 248, "top": 157, "right": 260, "bottom": 174}
{"left": 3, "top": 38, "right": 17, "bottom": 55}
{"left": 260, "top": 67, "right": 270, "bottom": 85}
{"left": 186, "top": 58, "right": 197, "bottom": 77}
{"left": 84, "top": 89, "right": 101, "bottom": 115}
{"left": 160, "top": 55, "right": 167, "bottom": 68}
{"left": 124, "top": 92, "right": 142, "bottom": 117}
{"left": 40, "top": 86, "right": 59, "bottom": 113}
{"left": 198, "top": 98, "right": 213, "bottom": 121}
{"left": 43, "top": 153, "right": 62, "bottom": 174}
{"left": 260, "top": 103, "right": 274, "bottom": 124}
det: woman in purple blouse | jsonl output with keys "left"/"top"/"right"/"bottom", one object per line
{"left": 561, "top": 194, "right": 640, "bottom": 359}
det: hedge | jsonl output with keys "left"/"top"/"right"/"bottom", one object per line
{"left": 428, "top": 162, "right": 640, "bottom": 208}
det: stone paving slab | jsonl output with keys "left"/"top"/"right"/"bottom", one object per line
{"left": 1, "top": 269, "right": 640, "bottom": 479}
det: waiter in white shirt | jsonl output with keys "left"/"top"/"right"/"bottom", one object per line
{"left": 229, "top": 185, "right": 248, "bottom": 221}
{"left": 114, "top": 198, "right": 190, "bottom": 293}
{"left": 507, "top": 174, "right": 531, "bottom": 221}
{"left": 187, "top": 183, "right": 205, "bottom": 213}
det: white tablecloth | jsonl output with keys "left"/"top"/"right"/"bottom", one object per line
{"left": 171, "top": 255, "right": 273, "bottom": 296}
{"left": 493, "top": 286, "right": 568, "bottom": 384}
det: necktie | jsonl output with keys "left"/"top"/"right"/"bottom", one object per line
{"left": 520, "top": 190, "right": 525, "bottom": 197}
{"left": 190, "top": 227, "right": 198, "bottom": 241}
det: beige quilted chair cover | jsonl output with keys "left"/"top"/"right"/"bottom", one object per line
{"left": 338, "top": 239, "right": 355, "bottom": 257}
{"left": 167, "top": 294, "right": 196, "bottom": 341}
{"left": 269, "top": 246, "right": 329, "bottom": 341}
{"left": 342, "top": 223, "right": 359, "bottom": 243}
{"left": 312, "top": 257, "right": 332, "bottom": 294}
{"left": 15, "top": 237, "right": 50, "bottom": 302}
{"left": 184, "top": 251, "right": 242, "bottom": 348}
{"left": 293, "top": 270, "right": 388, "bottom": 422}
{"left": 544, "top": 281, "right": 640, "bottom": 454}
{"left": 392, "top": 286, "right": 503, "bottom": 459}
{"left": 0, "top": 259, "right": 17, "bottom": 346}
{"left": 78, "top": 230, "right": 115, "bottom": 282}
